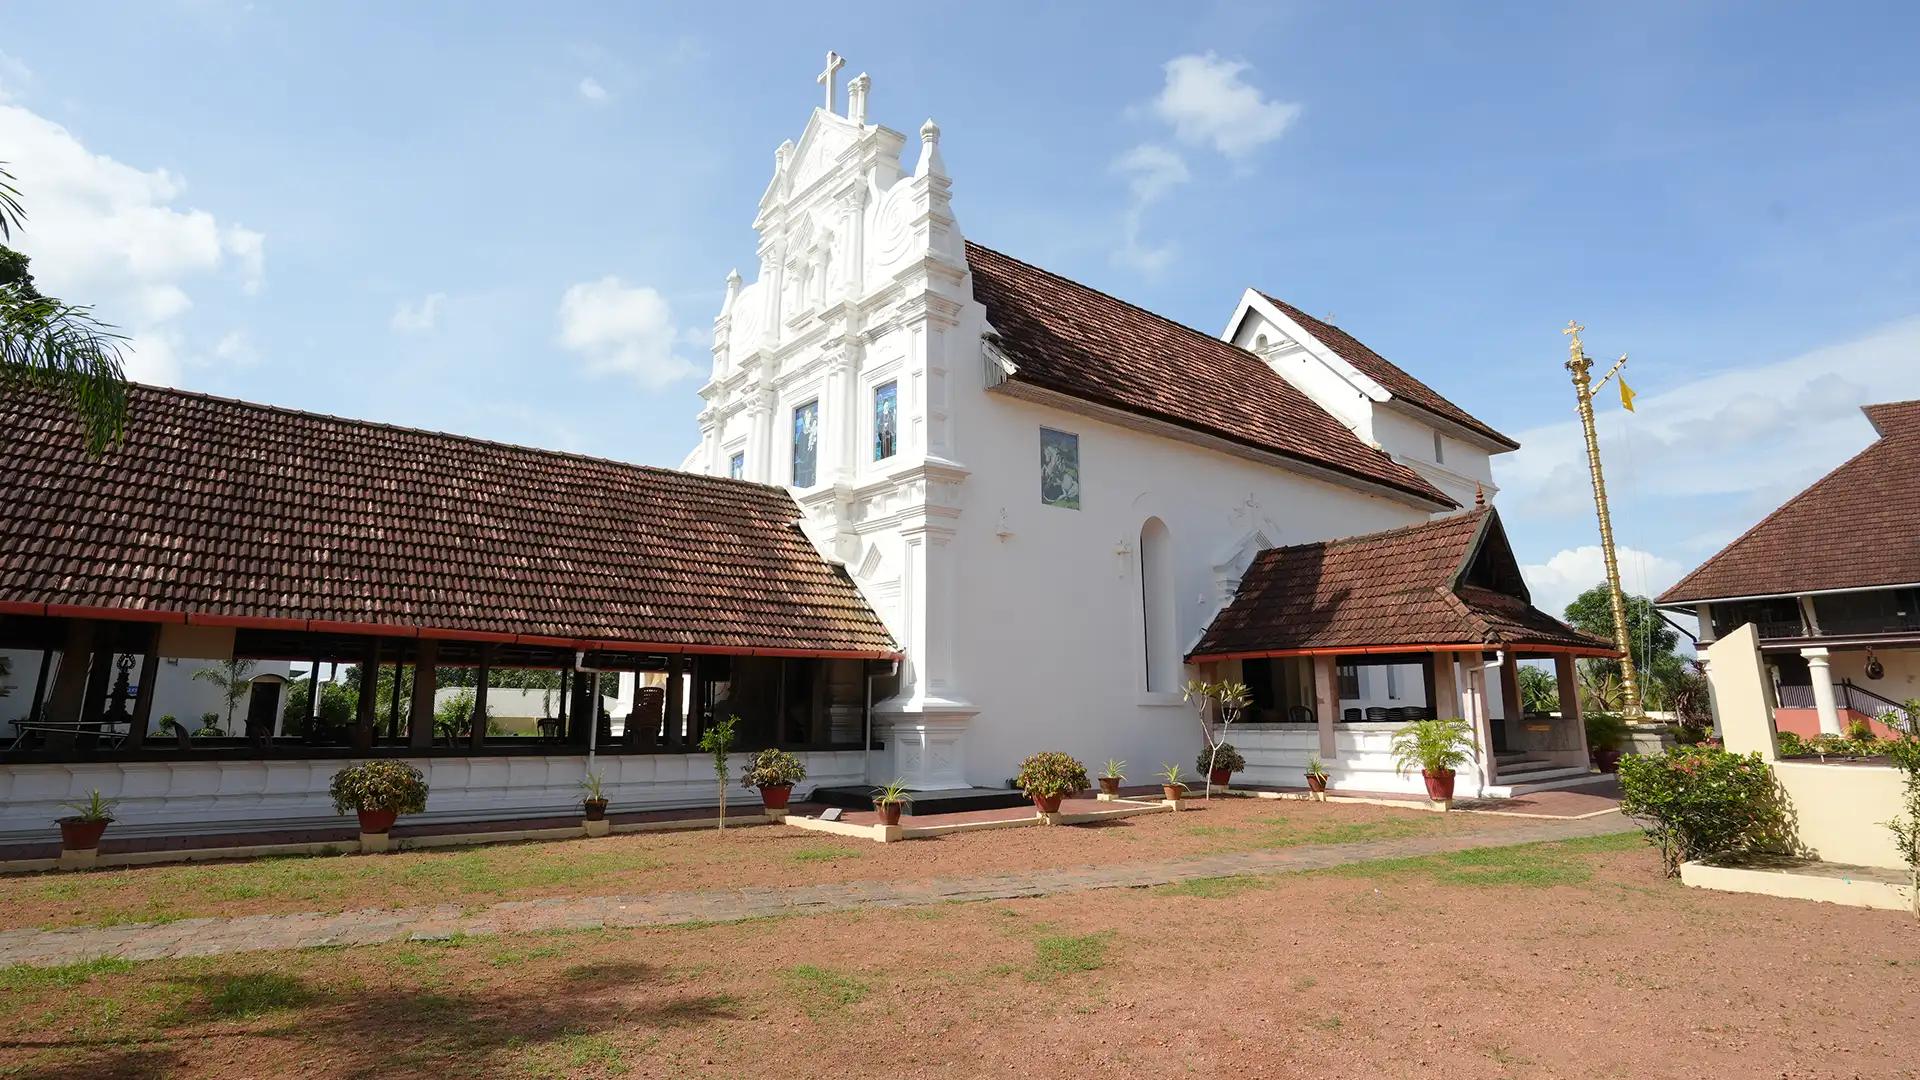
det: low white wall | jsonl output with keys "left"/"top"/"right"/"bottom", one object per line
{"left": 0, "top": 750, "right": 868, "bottom": 843}
{"left": 1232, "top": 723, "right": 1494, "bottom": 798}
{"left": 1709, "top": 624, "right": 1910, "bottom": 871}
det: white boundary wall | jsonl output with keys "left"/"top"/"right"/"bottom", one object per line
{"left": 0, "top": 750, "right": 868, "bottom": 844}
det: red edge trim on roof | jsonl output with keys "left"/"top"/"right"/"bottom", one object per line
{"left": 1187, "top": 642, "right": 1622, "bottom": 662}
{"left": 9, "top": 603, "right": 903, "bottom": 661}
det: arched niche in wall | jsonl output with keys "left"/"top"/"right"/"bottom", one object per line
{"left": 1139, "top": 516, "right": 1179, "bottom": 692}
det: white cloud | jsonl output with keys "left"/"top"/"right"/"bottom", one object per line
{"left": 577, "top": 77, "right": 609, "bottom": 104}
{"left": 212, "top": 329, "right": 259, "bottom": 368}
{"left": 1152, "top": 52, "right": 1302, "bottom": 160}
{"left": 556, "top": 277, "right": 695, "bottom": 388}
{"left": 390, "top": 292, "right": 446, "bottom": 333}
{"left": 0, "top": 51, "right": 33, "bottom": 100}
{"left": 1498, "top": 317, "right": 1920, "bottom": 530}
{"left": 1522, "top": 545, "right": 1689, "bottom": 624}
{"left": 1110, "top": 144, "right": 1189, "bottom": 274}
{"left": 0, "top": 98, "right": 265, "bottom": 386}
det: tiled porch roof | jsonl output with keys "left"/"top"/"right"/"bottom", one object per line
{"left": 1190, "top": 508, "right": 1614, "bottom": 659}
{"left": 0, "top": 384, "right": 898, "bottom": 656}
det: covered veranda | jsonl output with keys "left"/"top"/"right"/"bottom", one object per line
{"left": 1187, "top": 507, "right": 1619, "bottom": 798}
{"left": 0, "top": 384, "right": 900, "bottom": 840}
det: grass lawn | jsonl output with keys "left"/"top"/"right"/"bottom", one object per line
{"left": 2, "top": 831, "right": 1915, "bottom": 1079}
{"left": 0, "top": 798, "right": 1524, "bottom": 931}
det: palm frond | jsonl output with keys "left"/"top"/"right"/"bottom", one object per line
{"left": 0, "top": 163, "right": 23, "bottom": 244}
{"left": 1, "top": 282, "right": 130, "bottom": 454}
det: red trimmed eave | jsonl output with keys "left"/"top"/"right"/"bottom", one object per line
{"left": 0, "top": 601, "right": 903, "bottom": 662}
{"left": 1186, "top": 641, "right": 1624, "bottom": 663}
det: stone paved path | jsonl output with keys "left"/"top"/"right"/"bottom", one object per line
{"left": 0, "top": 812, "right": 1633, "bottom": 968}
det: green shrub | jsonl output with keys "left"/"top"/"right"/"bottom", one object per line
{"left": 1013, "top": 751, "right": 1090, "bottom": 798}
{"left": 1584, "top": 711, "right": 1631, "bottom": 752}
{"left": 1390, "top": 717, "right": 1477, "bottom": 776}
{"left": 328, "top": 760, "right": 429, "bottom": 816}
{"left": 1776, "top": 731, "right": 1809, "bottom": 757}
{"left": 1878, "top": 702, "right": 1920, "bottom": 896}
{"left": 740, "top": 748, "right": 807, "bottom": 790}
{"left": 1617, "top": 746, "right": 1792, "bottom": 877}
{"left": 1197, "top": 742, "right": 1246, "bottom": 774}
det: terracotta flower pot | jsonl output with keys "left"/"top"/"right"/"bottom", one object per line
{"left": 1421, "top": 769, "right": 1456, "bottom": 801}
{"left": 1209, "top": 768, "right": 1232, "bottom": 786}
{"left": 1162, "top": 784, "right": 1184, "bottom": 802}
{"left": 758, "top": 784, "right": 793, "bottom": 810}
{"left": 1032, "top": 792, "right": 1064, "bottom": 814}
{"left": 1098, "top": 776, "right": 1121, "bottom": 796}
{"left": 356, "top": 808, "right": 399, "bottom": 835}
{"left": 58, "top": 817, "right": 109, "bottom": 852}
{"left": 1590, "top": 748, "right": 1623, "bottom": 774}
{"left": 583, "top": 798, "right": 608, "bottom": 821}
{"left": 1306, "top": 774, "right": 1328, "bottom": 794}
{"left": 876, "top": 802, "right": 903, "bottom": 826}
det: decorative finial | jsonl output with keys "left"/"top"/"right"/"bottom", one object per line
{"left": 1474, "top": 483, "right": 1486, "bottom": 510}
{"left": 721, "top": 268, "right": 742, "bottom": 316}
{"left": 847, "top": 73, "right": 871, "bottom": 124}
{"left": 775, "top": 139, "right": 794, "bottom": 172}
{"left": 816, "top": 50, "right": 846, "bottom": 114}
{"left": 914, "top": 117, "right": 945, "bottom": 178}
{"left": 1563, "top": 319, "right": 1585, "bottom": 360}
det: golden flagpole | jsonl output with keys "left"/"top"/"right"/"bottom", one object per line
{"left": 1563, "top": 320, "right": 1643, "bottom": 717}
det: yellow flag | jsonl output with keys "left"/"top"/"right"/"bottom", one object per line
{"left": 1619, "top": 378, "right": 1637, "bottom": 412}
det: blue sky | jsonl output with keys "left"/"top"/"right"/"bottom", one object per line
{"left": 5, "top": 1, "right": 1918, "bottom": 620}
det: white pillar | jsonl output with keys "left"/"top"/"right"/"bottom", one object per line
{"left": 1802, "top": 646, "right": 1842, "bottom": 735}
{"left": 1461, "top": 656, "right": 1495, "bottom": 791}
{"left": 1311, "top": 655, "right": 1337, "bottom": 759}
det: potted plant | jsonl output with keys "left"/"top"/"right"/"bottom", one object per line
{"left": 1197, "top": 743, "right": 1246, "bottom": 788}
{"left": 581, "top": 771, "right": 609, "bottom": 820}
{"left": 1098, "top": 758, "right": 1126, "bottom": 797}
{"left": 1015, "top": 751, "right": 1090, "bottom": 814}
{"left": 1305, "top": 755, "right": 1330, "bottom": 795}
{"left": 1585, "top": 712, "right": 1631, "bottom": 773}
{"left": 872, "top": 780, "right": 912, "bottom": 826}
{"left": 741, "top": 748, "right": 807, "bottom": 810}
{"left": 1158, "top": 763, "right": 1187, "bottom": 803}
{"left": 328, "top": 759, "right": 429, "bottom": 835}
{"left": 57, "top": 790, "right": 117, "bottom": 853}
{"left": 1389, "top": 716, "right": 1478, "bottom": 802}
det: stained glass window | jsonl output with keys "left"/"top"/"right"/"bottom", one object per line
{"left": 1039, "top": 427, "right": 1080, "bottom": 509}
{"left": 791, "top": 401, "right": 819, "bottom": 488}
{"left": 873, "top": 381, "right": 898, "bottom": 461}
{"left": 728, "top": 452, "right": 744, "bottom": 480}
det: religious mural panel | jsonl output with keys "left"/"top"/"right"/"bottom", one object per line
{"left": 1040, "top": 427, "right": 1080, "bottom": 509}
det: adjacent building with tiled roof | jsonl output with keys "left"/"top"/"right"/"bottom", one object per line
{"left": 0, "top": 383, "right": 896, "bottom": 656}
{"left": 1656, "top": 400, "right": 1920, "bottom": 737}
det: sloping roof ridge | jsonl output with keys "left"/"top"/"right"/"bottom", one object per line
{"left": 124, "top": 382, "right": 794, "bottom": 500}
{"left": 968, "top": 241, "right": 1256, "bottom": 357}
{"left": 1659, "top": 411, "right": 1901, "bottom": 602}
{"left": 1436, "top": 586, "right": 1497, "bottom": 642}
{"left": 1254, "top": 290, "right": 1519, "bottom": 450}
{"left": 1260, "top": 507, "right": 1490, "bottom": 560}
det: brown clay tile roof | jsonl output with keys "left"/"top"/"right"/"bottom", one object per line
{"left": 1659, "top": 400, "right": 1920, "bottom": 604}
{"left": 1189, "top": 508, "right": 1611, "bottom": 658}
{"left": 1255, "top": 293, "right": 1518, "bottom": 450}
{"left": 966, "top": 242, "right": 1453, "bottom": 508}
{"left": 0, "top": 384, "right": 897, "bottom": 655}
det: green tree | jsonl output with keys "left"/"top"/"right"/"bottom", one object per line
{"left": 1565, "top": 584, "right": 1694, "bottom": 712}
{"left": 1517, "top": 665, "right": 1560, "bottom": 714}
{"left": 192, "top": 659, "right": 256, "bottom": 732}
{"left": 1, "top": 163, "right": 129, "bottom": 454}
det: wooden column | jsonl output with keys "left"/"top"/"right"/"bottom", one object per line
{"left": 1499, "top": 654, "right": 1525, "bottom": 753}
{"left": 408, "top": 639, "right": 438, "bottom": 748}
{"left": 1310, "top": 654, "right": 1338, "bottom": 759}
{"left": 125, "top": 627, "right": 161, "bottom": 750}
{"left": 1554, "top": 653, "right": 1585, "bottom": 758}
{"left": 664, "top": 656, "right": 685, "bottom": 751}
{"left": 44, "top": 621, "right": 97, "bottom": 735}
{"left": 353, "top": 639, "right": 379, "bottom": 751}
{"left": 28, "top": 649, "right": 52, "bottom": 724}
{"left": 555, "top": 668, "right": 570, "bottom": 743}
{"left": 76, "top": 646, "right": 114, "bottom": 748}
{"left": 1420, "top": 654, "right": 1438, "bottom": 719}
{"left": 305, "top": 657, "right": 320, "bottom": 737}
{"left": 386, "top": 659, "right": 403, "bottom": 741}
{"left": 568, "top": 670, "right": 596, "bottom": 747}
{"left": 468, "top": 644, "right": 492, "bottom": 750}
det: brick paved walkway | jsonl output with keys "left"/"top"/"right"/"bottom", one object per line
{"left": 0, "top": 812, "right": 1632, "bottom": 968}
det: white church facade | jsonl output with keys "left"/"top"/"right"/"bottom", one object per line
{"left": 684, "top": 57, "right": 1581, "bottom": 797}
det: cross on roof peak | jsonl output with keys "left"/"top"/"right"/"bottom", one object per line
{"left": 816, "top": 50, "right": 846, "bottom": 114}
